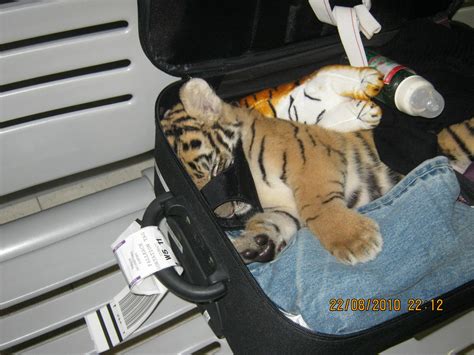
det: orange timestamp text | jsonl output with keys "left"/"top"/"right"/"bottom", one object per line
{"left": 329, "top": 298, "right": 444, "bottom": 312}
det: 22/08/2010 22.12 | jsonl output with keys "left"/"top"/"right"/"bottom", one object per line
{"left": 329, "top": 298, "right": 444, "bottom": 312}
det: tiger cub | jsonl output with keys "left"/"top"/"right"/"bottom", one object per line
{"left": 240, "top": 65, "right": 384, "bottom": 132}
{"left": 166, "top": 79, "right": 473, "bottom": 265}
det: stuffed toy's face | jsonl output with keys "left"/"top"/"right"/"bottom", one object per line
{"left": 240, "top": 64, "right": 384, "bottom": 131}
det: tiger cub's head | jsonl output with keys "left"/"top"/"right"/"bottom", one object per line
{"left": 161, "top": 103, "right": 250, "bottom": 218}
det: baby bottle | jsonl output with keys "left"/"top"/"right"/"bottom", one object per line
{"left": 366, "top": 50, "right": 445, "bottom": 118}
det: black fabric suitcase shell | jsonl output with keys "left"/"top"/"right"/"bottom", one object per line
{"left": 136, "top": 1, "right": 474, "bottom": 353}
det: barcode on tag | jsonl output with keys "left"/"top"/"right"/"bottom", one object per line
{"left": 85, "top": 287, "right": 165, "bottom": 353}
{"left": 118, "top": 291, "right": 160, "bottom": 329}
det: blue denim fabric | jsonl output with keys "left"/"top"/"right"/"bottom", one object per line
{"left": 248, "top": 156, "right": 474, "bottom": 335}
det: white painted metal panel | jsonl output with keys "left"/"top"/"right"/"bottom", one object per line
{"left": 1, "top": 167, "right": 154, "bottom": 263}
{"left": 0, "top": 0, "right": 132, "bottom": 44}
{"left": 1, "top": 27, "right": 131, "bottom": 84}
{"left": 1, "top": 213, "right": 134, "bottom": 308}
{"left": 0, "top": 272, "right": 197, "bottom": 351}
{"left": 21, "top": 293, "right": 196, "bottom": 354}
{"left": 0, "top": 171, "right": 155, "bottom": 308}
{"left": 0, "top": 94, "right": 161, "bottom": 195}
{"left": 1, "top": 68, "right": 132, "bottom": 121}
{"left": 0, "top": 271, "right": 125, "bottom": 349}
{"left": 121, "top": 316, "right": 225, "bottom": 355}
{"left": 382, "top": 311, "right": 474, "bottom": 355}
{"left": 0, "top": 0, "right": 175, "bottom": 195}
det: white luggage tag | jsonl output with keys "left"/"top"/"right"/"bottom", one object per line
{"left": 85, "top": 220, "right": 183, "bottom": 352}
{"left": 111, "top": 222, "right": 182, "bottom": 295}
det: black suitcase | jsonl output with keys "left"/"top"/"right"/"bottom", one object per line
{"left": 136, "top": 1, "right": 473, "bottom": 353}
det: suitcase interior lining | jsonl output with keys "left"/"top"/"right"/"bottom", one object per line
{"left": 140, "top": 0, "right": 454, "bottom": 76}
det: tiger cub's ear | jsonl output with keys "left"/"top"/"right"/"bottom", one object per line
{"left": 180, "top": 78, "right": 222, "bottom": 125}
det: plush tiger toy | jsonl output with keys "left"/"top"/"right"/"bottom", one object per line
{"left": 163, "top": 79, "right": 473, "bottom": 266}
{"left": 240, "top": 65, "right": 383, "bottom": 132}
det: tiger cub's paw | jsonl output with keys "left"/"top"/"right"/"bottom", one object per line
{"left": 321, "top": 214, "right": 382, "bottom": 265}
{"left": 355, "top": 99, "right": 382, "bottom": 128}
{"left": 231, "top": 213, "right": 291, "bottom": 264}
{"left": 357, "top": 68, "right": 384, "bottom": 100}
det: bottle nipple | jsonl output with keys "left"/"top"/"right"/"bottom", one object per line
{"left": 409, "top": 86, "right": 445, "bottom": 118}
{"left": 426, "top": 97, "right": 440, "bottom": 112}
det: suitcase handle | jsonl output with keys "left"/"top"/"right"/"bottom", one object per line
{"left": 142, "top": 195, "right": 227, "bottom": 303}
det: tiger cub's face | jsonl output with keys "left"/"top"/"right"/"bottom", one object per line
{"left": 162, "top": 103, "right": 249, "bottom": 218}
{"left": 162, "top": 104, "right": 221, "bottom": 189}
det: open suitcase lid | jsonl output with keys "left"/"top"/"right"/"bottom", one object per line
{"left": 137, "top": 0, "right": 464, "bottom": 228}
{"left": 137, "top": 0, "right": 458, "bottom": 78}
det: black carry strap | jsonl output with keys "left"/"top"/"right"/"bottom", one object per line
{"left": 201, "top": 142, "right": 263, "bottom": 230}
